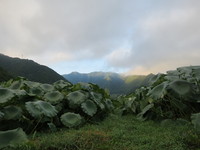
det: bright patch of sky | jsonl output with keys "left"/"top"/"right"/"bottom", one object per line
{"left": 0, "top": 0, "right": 200, "bottom": 75}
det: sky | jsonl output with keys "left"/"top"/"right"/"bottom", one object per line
{"left": 0, "top": 0, "right": 200, "bottom": 75}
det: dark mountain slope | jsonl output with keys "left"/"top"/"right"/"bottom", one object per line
{"left": 0, "top": 54, "right": 66, "bottom": 83}
{"left": 0, "top": 67, "right": 13, "bottom": 82}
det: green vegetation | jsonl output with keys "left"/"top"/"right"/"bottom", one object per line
{"left": 0, "top": 77, "right": 112, "bottom": 149}
{"left": 1, "top": 65, "right": 200, "bottom": 149}
{"left": 0, "top": 54, "right": 66, "bottom": 84}
{"left": 5, "top": 115, "right": 200, "bottom": 150}
{"left": 117, "top": 66, "right": 200, "bottom": 129}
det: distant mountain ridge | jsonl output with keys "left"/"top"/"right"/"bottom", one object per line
{"left": 0, "top": 54, "right": 66, "bottom": 83}
{"left": 63, "top": 72, "right": 153, "bottom": 94}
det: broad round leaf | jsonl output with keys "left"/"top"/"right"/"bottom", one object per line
{"left": 137, "top": 103, "right": 154, "bottom": 121}
{"left": 53, "top": 80, "right": 72, "bottom": 90}
{"left": 14, "top": 90, "right": 27, "bottom": 99}
{"left": 90, "top": 92, "right": 105, "bottom": 110}
{"left": 67, "top": 91, "right": 87, "bottom": 109}
{"left": 25, "top": 100, "right": 58, "bottom": 118}
{"left": 90, "top": 92, "right": 102, "bottom": 103}
{"left": 44, "top": 91, "right": 64, "bottom": 104}
{"left": 147, "top": 82, "right": 168, "bottom": 100}
{"left": 81, "top": 100, "right": 97, "bottom": 116}
{"left": 0, "top": 128, "right": 28, "bottom": 149}
{"left": 2, "top": 105, "right": 22, "bottom": 120}
{"left": 28, "top": 87, "right": 44, "bottom": 97}
{"left": 9, "top": 80, "right": 24, "bottom": 90}
{"left": 167, "top": 80, "right": 194, "bottom": 99}
{"left": 149, "top": 73, "right": 165, "bottom": 85}
{"left": 40, "top": 84, "right": 54, "bottom": 92}
{"left": 60, "top": 112, "right": 82, "bottom": 128}
{"left": 78, "top": 82, "right": 92, "bottom": 90}
{"left": 24, "top": 80, "right": 40, "bottom": 88}
{"left": 0, "top": 88, "right": 15, "bottom": 104}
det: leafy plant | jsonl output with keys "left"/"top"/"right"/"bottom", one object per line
{"left": 117, "top": 66, "right": 200, "bottom": 131}
{"left": 0, "top": 128, "right": 28, "bottom": 149}
{"left": 81, "top": 100, "right": 97, "bottom": 116}
{"left": 25, "top": 100, "right": 58, "bottom": 118}
{"left": 60, "top": 112, "right": 82, "bottom": 128}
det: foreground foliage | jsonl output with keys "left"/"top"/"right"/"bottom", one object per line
{"left": 1, "top": 65, "right": 200, "bottom": 149}
{"left": 117, "top": 66, "right": 200, "bottom": 132}
{"left": 0, "top": 77, "right": 113, "bottom": 148}
{"left": 5, "top": 115, "right": 200, "bottom": 150}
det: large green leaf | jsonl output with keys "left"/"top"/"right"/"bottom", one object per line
{"left": 90, "top": 92, "right": 105, "bottom": 109}
{"left": 44, "top": 91, "right": 64, "bottom": 104}
{"left": 149, "top": 73, "right": 165, "bottom": 86}
{"left": 191, "top": 113, "right": 200, "bottom": 132}
{"left": 25, "top": 100, "right": 58, "bottom": 118}
{"left": 28, "top": 87, "right": 44, "bottom": 97}
{"left": 14, "top": 90, "right": 28, "bottom": 100}
{"left": 0, "top": 128, "right": 28, "bottom": 149}
{"left": 40, "top": 84, "right": 54, "bottom": 92}
{"left": 137, "top": 103, "right": 154, "bottom": 121}
{"left": 2, "top": 105, "right": 22, "bottom": 120}
{"left": 67, "top": 90, "right": 87, "bottom": 109}
{"left": 60, "top": 112, "right": 82, "bottom": 128}
{"left": 76, "top": 82, "right": 92, "bottom": 90}
{"left": 125, "top": 97, "right": 138, "bottom": 113}
{"left": 0, "top": 88, "right": 15, "bottom": 104}
{"left": 90, "top": 92, "right": 103, "bottom": 102}
{"left": 53, "top": 80, "right": 72, "bottom": 90}
{"left": 81, "top": 100, "right": 97, "bottom": 116}
{"left": 24, "top": 80, "right": 40, "bottom": 88}
{"left": 9, "top": 79, "right": 24, "bottom": 90}
{"left": 167, "top": 80, "right": 194, "bottom": 100}
{"left": 147, "top": 82, "right": 168, "bottom": 100}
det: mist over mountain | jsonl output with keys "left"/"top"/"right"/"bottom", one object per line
{"left": 63, "top": 72, "right": 153, "bottom": 94}
{"left": 0, "top": 54, "right": 66, "bottom": 83}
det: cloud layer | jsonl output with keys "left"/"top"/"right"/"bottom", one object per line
{"left": 0, "top": 0, "right": 200, "bottom": 74}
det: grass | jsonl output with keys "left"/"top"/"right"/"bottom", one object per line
{"left": 6, "top": 115, "right": 200, "bottom": 150}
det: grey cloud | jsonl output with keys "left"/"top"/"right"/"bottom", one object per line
{"left": 0, "top": 0, "right": 138, "bottom": 61}
{"left": 107, "top": 0, "right": 200, "bottom": 74}
{"left": 0, "top": 0, "right": 200, "bottom": 74}
{"left": 2, "top": 0, "right": 142, "bottom": 61}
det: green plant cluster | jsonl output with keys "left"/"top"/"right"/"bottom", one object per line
{"left": 117, "top": 66, "right": 200, "bottom": 131}
{"left": 0, "top": 77, "right": 113, "bottom": 148}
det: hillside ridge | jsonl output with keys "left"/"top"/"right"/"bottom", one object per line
{"left": 0, "top": 53, "right": 66, "bottom": 83}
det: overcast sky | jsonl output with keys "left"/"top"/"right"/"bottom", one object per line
{"left": 0, "top": 0, "right": 200, "bottom": 75}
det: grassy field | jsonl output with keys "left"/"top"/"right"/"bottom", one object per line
{"left": 6, "top": 115, "right": 200, "bottom": 150}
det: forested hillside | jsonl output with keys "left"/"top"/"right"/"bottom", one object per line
{"left": 63, "top": 72, "right": 153, "bottom": 94}
{"left": 0, "top": 67, "right": 13, "bottom": 82}
{"left": 0, "top": 54, "right": 66, "bottom": 83}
